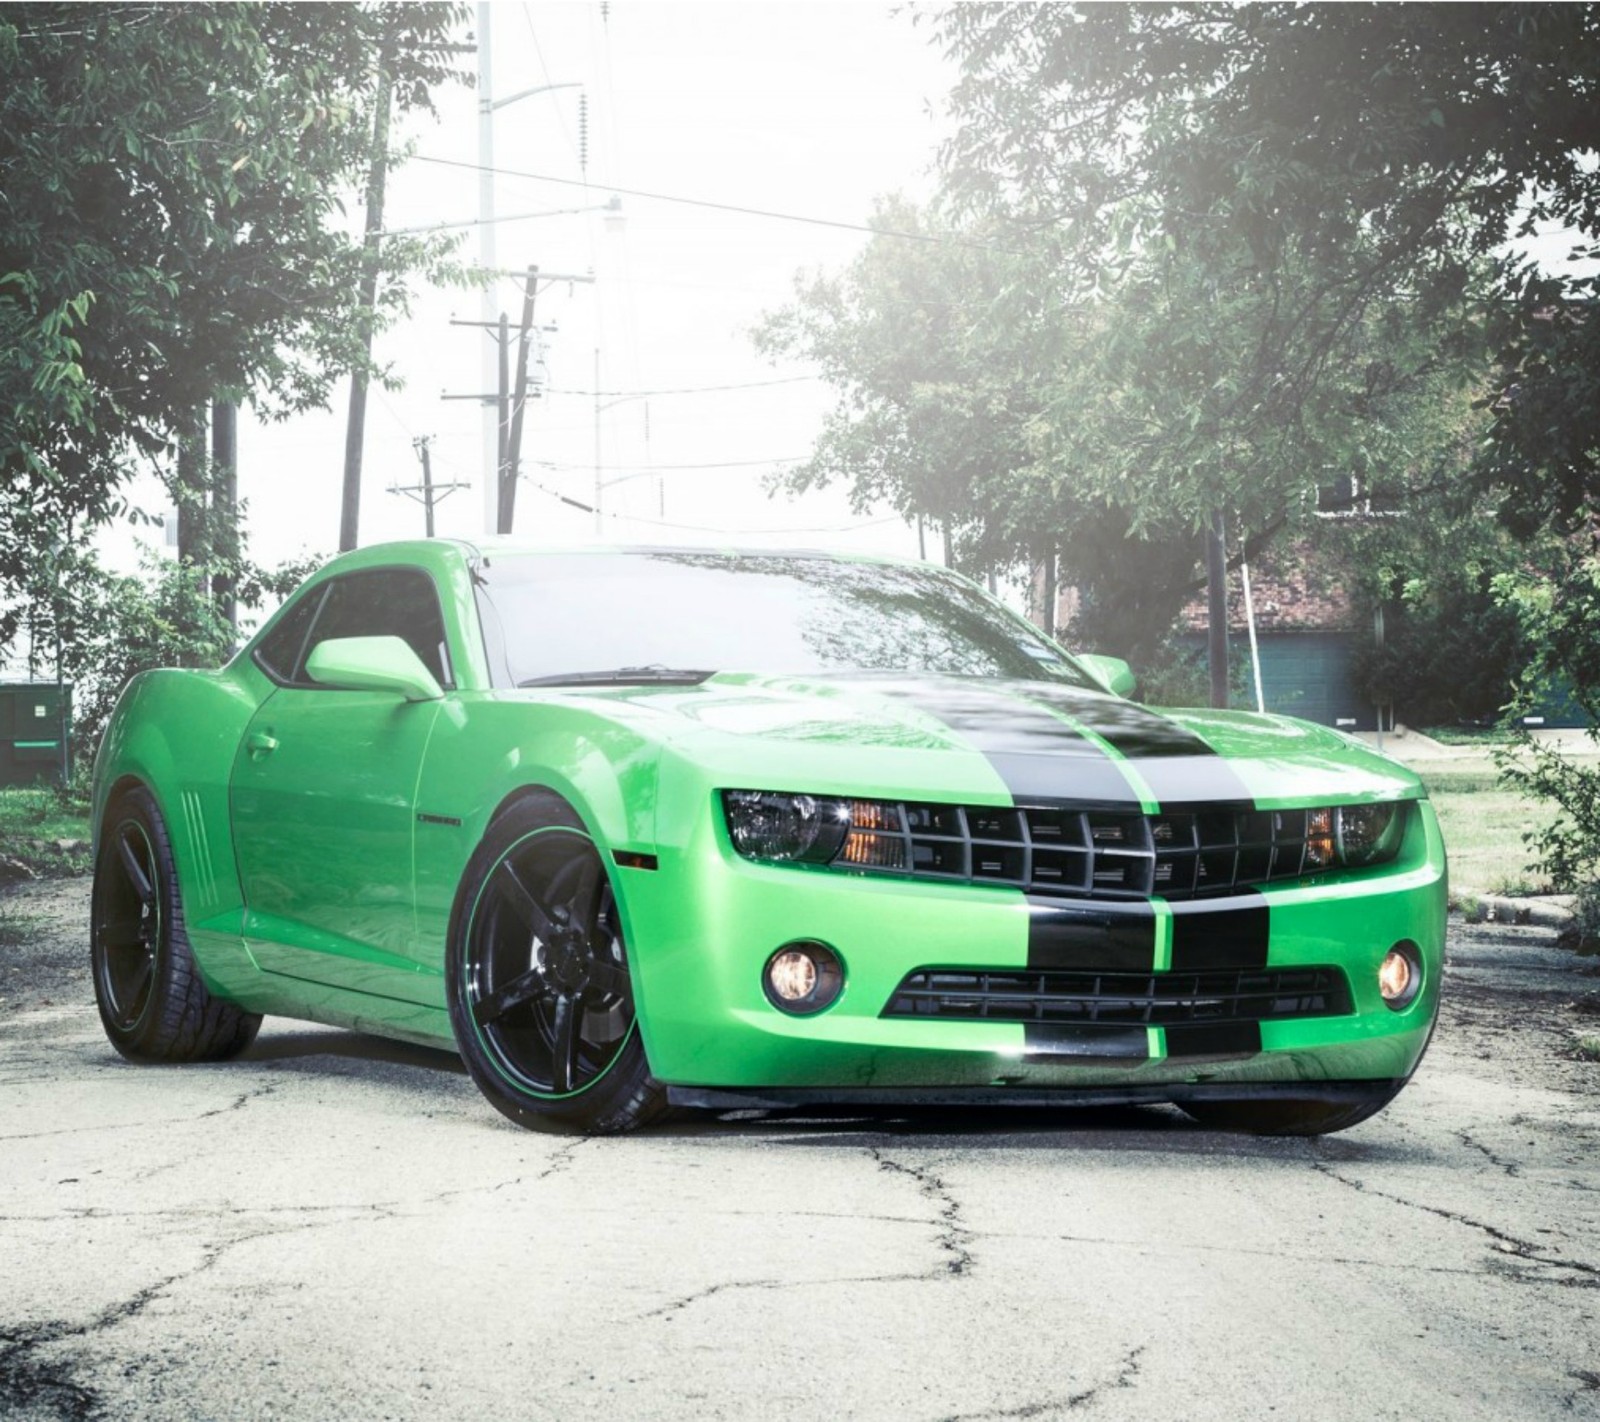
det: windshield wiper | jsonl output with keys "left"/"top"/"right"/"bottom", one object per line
{"left": 518, "top": 665, "right": 715, "bottom": 688}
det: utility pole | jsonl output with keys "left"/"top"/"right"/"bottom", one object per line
{"left": 341, "top": 23, "right": 396, "bottom": 553}
{"left": 475, "top": 5, "right": 583, "bottom": 534}
{"left": 389, "top": 436, "right": 467, "bottom": 536}
{"left": 501, "top": 268, "right": 540, "bottom": 534}
{"left": 477, "top": 0, "right": 497, "bottom": 536}
{"left": 593, "top": 347, "right": 602, "bottom": 535}
{"left": 445, "top": 268, "right": 591, "bottom": 534}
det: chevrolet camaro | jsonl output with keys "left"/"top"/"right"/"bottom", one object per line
{"left": 89, "top": 540, "right": 1445, "bottom": 1134}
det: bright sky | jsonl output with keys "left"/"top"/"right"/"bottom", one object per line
{"left": 105, "top": 1, "right": 958, "bottom": 588}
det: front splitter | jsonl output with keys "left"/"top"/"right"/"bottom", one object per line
{"left": 666, "top": 1079, "right": 1403, "bottom": 1112}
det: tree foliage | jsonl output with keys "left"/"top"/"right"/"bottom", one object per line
{"left": 932, "top": 2, "right": 1600, "bottom": 535}
{"left": 13, "top": 540, "right": 321, "bottom": 762}
{"left": 0, "top": 2, "right": 465, "bottom": 614}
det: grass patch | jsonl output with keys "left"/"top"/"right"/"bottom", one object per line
{"left": 1419, "top": 725, "right": 1516, "bottom": 747}
{"left": 0, "top": 905, "right": 41, "bottom": 948}
{"left": 0, "top": 785, "right": 92, "bottom": 877}
{"left": 1573, "top": 1035, "right": 1600, "bottom": 1063}
{"left": 1416, "top": 764, "right": 1557, "bottom": 897}
{"left": 0, "top": 785, "right": 90, "bottom": 845}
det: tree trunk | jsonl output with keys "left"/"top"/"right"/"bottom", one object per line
{"left": 176, "top": 406, "right": 209, "bottom": 566}
{"left": 210, "top": 400, "right": 238, "bottom": 628}
{"left": 340, "top": 29, "right": 395, "bottom": 553}
{"left": 1206, "top": 508, "right": 1230, "bottom": 709}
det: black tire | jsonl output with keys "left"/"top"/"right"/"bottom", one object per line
{"left": 446, "top": 791, "right": 667, "bottom": 1134}
{"left": 91, "top": 785, "right": 262, "bottom": 1062}
{"left": 1180, "top": 1091, "right": 1399, "bottom": 1137}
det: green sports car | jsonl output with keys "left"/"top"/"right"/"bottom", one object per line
{"left": 89, "top": 540, "right": 1444, "bottom": 1135}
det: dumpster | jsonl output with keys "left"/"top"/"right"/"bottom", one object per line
{"left": 0, "top": 683, "right": 71, "bottom": 786}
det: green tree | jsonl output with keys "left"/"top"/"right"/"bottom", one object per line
{"left": 758, "top": 184, "right": 1482, "bottom": 681}
{"left": 755, "top": 197, "right": 1204, "bottom": 665}
{"left": 932, "top": 1, "right": 1600, "bottom": 565}
{"left": 0, "top": 2, "right": 465, "bottom": 636}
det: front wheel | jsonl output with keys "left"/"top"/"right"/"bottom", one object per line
{"left": 446, "top": 793, "right": 667, "bottom": 1134}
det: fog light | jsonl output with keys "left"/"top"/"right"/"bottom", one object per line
{"left": 763, "top": 941, "right": 843, "bottom": 1015}
{"left": 1379, "top": 942, "right": 1421, "bottom": 1009}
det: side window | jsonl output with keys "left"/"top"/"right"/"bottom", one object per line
{"left": 295, "top": 568, "right": 455, "bottom": 688}
{"left": 254, "top": 586, "right": 326, "bottom": 684}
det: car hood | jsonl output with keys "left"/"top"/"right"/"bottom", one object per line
{"left": 538, "top": 671, "right": 1422, "bottom": 811}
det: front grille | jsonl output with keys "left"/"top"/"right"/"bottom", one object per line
{"left": 834, "top": 802, "right": 1383, "bottom": 901}
{"left": 882, "top": 966, "right": 1353, "bottom": 1027}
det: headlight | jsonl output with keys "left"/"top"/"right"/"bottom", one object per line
{"left": 1337, "top": 803, "right": 1406, "bottom": 867}
{"left": 722, "top": 791, "right": 850, "bottom": 863}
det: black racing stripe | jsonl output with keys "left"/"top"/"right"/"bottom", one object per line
{"left": 852, "top": 677, "right": 1141, "bottom": 806}
{"left": 1019, "top": 683, "right": 1216, "bottom": 759}
{"left": 998, "top": 683, "right": 1259, "bottom": 810}
{"left": 1027, "top": 898, "right": 1156, "bottom": 971}
{"left": 1164, "top": 1021, "right": 1263, "bottom": 1060}
{"left": 1024, "top": 1023, "right": 1149, "bottom": 1063}
{"left": 1169, "top": 894, "right": 1271, "bottom": 972}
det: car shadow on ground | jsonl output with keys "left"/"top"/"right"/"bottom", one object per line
{"left": 238, "top": 1027, "right": 469, "bottom": 1075}
{"left": 226, "top": 1025, "right": 1425, "bottom": 1160}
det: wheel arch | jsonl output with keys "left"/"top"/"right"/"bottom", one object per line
{"left": 91, "top": 666, "right": 269, "bottom": 932}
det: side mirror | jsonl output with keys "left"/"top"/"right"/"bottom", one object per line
{"left": 1076, "top": 653, "right": 1137, "bottom": 698}
{"left": 305, "top": 636, "right": 443, "bottom": 702}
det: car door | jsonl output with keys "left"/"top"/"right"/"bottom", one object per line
{"left": 230, "top": 566, "right": 452, "bottom": 1005}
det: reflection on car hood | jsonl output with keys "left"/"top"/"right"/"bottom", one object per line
{"left": 541, "top": 671, "right": 1422, "bottom": 810}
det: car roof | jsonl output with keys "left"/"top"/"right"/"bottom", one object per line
{"left": 320, "top": 539, "right": 932, "bottom": 575}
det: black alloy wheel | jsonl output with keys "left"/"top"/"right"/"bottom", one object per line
{"left": 94, "top": 817, "right": 163, "bottom": 1032}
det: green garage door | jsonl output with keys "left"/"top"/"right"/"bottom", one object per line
{"left": 1256, "top": 634, "right": 1372, "bottom": 731}
{"left": 0, "top": 683, "right": 71, "bottom": 786}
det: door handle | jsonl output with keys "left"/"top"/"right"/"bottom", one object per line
{"left": 247, "top": 730, "right": 279, "bottom": 758}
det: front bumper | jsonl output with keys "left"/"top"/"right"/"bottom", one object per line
{"left": 618, "top": 797, "right": 1446, "bottom": 1095}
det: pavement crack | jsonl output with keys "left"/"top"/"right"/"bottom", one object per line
{"left": 1455, "top": 1127, "right": 1522, "bottom": 1178}
{"left": 1564, "top": 1369, "right": 1600, "bottom": 1411}
{"left": 642, "top": 1277, "right": 785, "bottom": 1319}
{"left": 1311, "top": 1154, "right": 1599, "bottom": 1288}
{"left": 0, "top": 1206, "right": 395, "bottom": 1420}
{"left": 535, "top": 1137, "right": 589, "bottom": 1181}
{"left": 936, "top": 1345, "right": 1146, "bottom": 1418}
{"left": 867, "top": 1146, "right": 975, "bottom": 1277}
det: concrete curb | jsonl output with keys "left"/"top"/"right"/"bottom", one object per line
{"left": 1458, "top": 895, "right": 1575, "bottom": 930}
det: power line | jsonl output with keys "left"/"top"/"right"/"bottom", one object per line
{"left": 540, "top": 375, "right": 820, "bottom": 398}
{"left": 412, "top": 155, "right": 1017, "bottom": 254}
{"left": 522, "top": 476, "right": 901, "bottom": 536}
{"left": 533, "top": 455, "right": 807, "bottom": 472}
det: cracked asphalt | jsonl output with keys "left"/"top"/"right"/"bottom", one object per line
{"left": 2, "top": 877, "right": 1598, "bottom": 1421}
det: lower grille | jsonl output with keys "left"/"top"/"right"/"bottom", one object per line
{"left": 882, "top": 966, "right": 1352, "bottom": 1028}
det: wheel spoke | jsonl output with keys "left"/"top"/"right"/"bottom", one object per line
{"left": 124, "top": 953, "right": 155, "bottom": 1016}
{"left": 117, "top": 831, "right": 155, "bottom": 907}
{"left": 472, "top": 966, "right": 548, "bottom": 1026}
{"left": 550, "top": 992, "right": 583, "bottom": 1093}
{"left": 497, "top": 860, "right": 561, "bottom": 945}
{"left": 564, "top": 856, "right": 603, "bottom": 936}
{"left": 587, "top": 958, "right": 630, "bottom": 999}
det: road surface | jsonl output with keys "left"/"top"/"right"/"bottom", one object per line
{"left": 2, "top": 877, "right": 1597, "bottom": 1420}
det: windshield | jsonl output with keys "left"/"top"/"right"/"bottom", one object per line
{"left": 475, "top": 551, "right": 1095, "bottom": 690}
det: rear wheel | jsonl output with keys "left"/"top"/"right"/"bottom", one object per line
{"left": 1181, "top": 1092, "right": 1398, "bottom": 1137}
{"left": 91, "top": 785, "right": 262, "bottom": 1062}
{"left": 447, "top": 792, "right": 666, "bottom": 1134}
